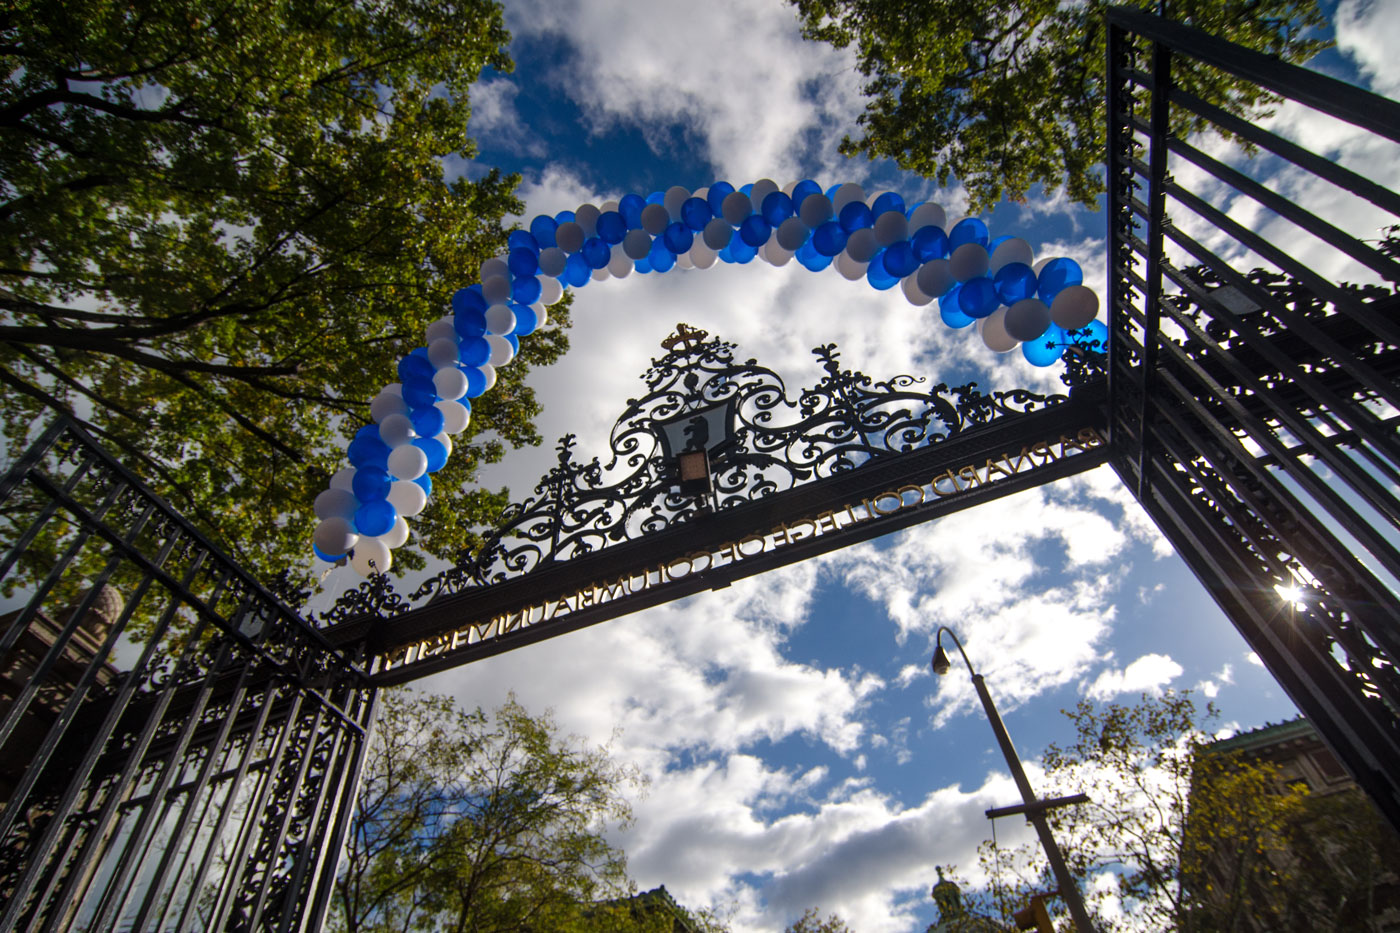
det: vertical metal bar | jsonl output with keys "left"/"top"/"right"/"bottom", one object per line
{"left": 1104, "top": 19, "right": 1133, "bottom": 453}
{"left": 1134, "top": 36, "right": 1173, "bottom": 499}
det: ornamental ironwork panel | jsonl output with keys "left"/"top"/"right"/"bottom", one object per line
{"left": 0, "top": 418, "right": 375, "bottom": 932}
{"left": 1106, "top": 7, "right": 1400, "bottom": 831}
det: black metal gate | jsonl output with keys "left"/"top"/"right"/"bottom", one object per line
{"left": 0, "top": 418, "right": 375, "bottom": 931}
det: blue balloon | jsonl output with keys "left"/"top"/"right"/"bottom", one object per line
{"left": 619, "top": 194, "right": 646, "bottom": 228}
{"left": 454, "top": 307, "right": 487, "bottom": 339}
{"left": 796, "top": 240, "right": 832, "bottom": 272}
{"left": 410, "top": 406, "right": 445, "bottom": 438}
{"left": 1022, "top": 326, "right": 1066, "bottom": 366}
{"left": 410, "top": 346, "right": 429, "bottom": 359}
{"left": 949, "top": 217, "right": 990, "bottom": 250}
{"left": 940, "top": 301, "right": 975, "bottom": 329}
{"left": 507, "top": 230, "right": 539, "bottom": 252}
{"left": 458, "top": 335, "right": 491, "bottom": 366}
{"left": 812, "top": 221, "right": 848, "bottom": 257}
{"left": 461, "top": 366, "right": 488, "bottom": 398}
{"left": 739, "top": 215, "right": 772, "bottom": 248}
{"left": 355, "top": 499, "right": 397, "bottom": 537}
{"left": 791, "top": 179, "right": 822, "bottom": 204}
{"left": 397, "top": 354, "right": 434, "bottom": 383}
{"left": 529, "top": 214, "right": 557, "bottom": 248}
{"left": 505, "top": 333, "right": 519, "bottom": 354}
{"left": 645, "top": 191, "right": 664, "bottom": 205}
{"left": 634, "top": 256, "right": 653, "bottom": 274}
{"left": 413, "top": 436, "right": 449, "bottom": 473}
{"left": 958, "top": 276, "right": 999, "bottom": 318}
{"left": 987, "top": 234, "right": 1013, "bottom": 253}
{"left": 681, "top": 197, "right": 712, "bottom": 231}
{"left": 729, "top": 237, "right": 758, "bottom": 264}
{"left": 871, "top": 191, "right": 906, "bottom": 216}
{"left": 740, "top": 182, "right": 754, "bottom": 197}
{"left": 554, "top": 209, "right": 575, "bottom": 225}
{"left": 883, "top": 241, "right": 919, "bottom": 278}
{"left": 413, "top": 472, "right": 432, "bottom": 495}
{"left": 707, "top": 181, "right": 735, "bottom": 216}
{"left": 910, "top": 225, "right": 948, "bottom": 261}
{"left": 581, "top": 236, "right": 610, "bottom": 270}
{"left": 354, "top": 424, "right": 380, "bottom": 441}
{"left": 348, "top": 434, "right": 390, "bottom": 469}
{"left": 352, "top": 466, "right": 392, "bottom": 503}
{"left": 649, "top": 238, "right": 676, "bottom": 272}
{"left": 313, "top": 542, "right": 344, "bottom": 562}
{"left": 596, "top": 211, "right": 626, "bottom": 244}
{"left": 865, "top": 251, "right": 899, "bottom": 290}
{"left": 1067, "top": 318, "right": 1108, "bottom": 351}
{"left": 564, "top": 252, "right": 591, "bottom": 287}
{"left": 1037, "top": 257, "right": 1084, "bottom": 303}
{"left": 401, "top": 378, "right": 436, "bottom": 409}
{"left": 451, "top": 287, "right": 486, "bottom": 315}
{"left": 717, "top": 244, "right": 734, "bottom": 264}
{"left": 508, "top": 247, "right": 539, "bottom": 278}
{"left": 839, "top": 200, "right": 874, "bottom": 233}
{"left": 664, "top": 222, "right": 694, "bottom": 254}
{"left": 511, "top": 275, "right": 542, "bottom": 305}
{"left": 994, "top": 262, "right": 1038, "bottom": 304}
{"left": 761, "top": 191, "right": 794, "bottom": 226}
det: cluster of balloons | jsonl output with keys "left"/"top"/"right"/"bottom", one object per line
{"left": 313, "top": 179, "right": 1104, "bottom": 575}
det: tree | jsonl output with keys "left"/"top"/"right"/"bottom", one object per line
{"left": 785, "top": 907, "right": 854, "bottom": 933}
{"left": 0, "top": 0, "right": 571, "bottom": 588}
{"left": 789, "top": 0, "right": 1329, "bottom": 210}
{"left": 959, "top": 691, "right": 1399, "bottom": 931}
{"left": 333, "top": 689, "right": 645, "bottom": 933}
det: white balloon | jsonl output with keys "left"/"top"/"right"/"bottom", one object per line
{"left": 425, "top": 317, "right": 456, "bottom": 344}
{"left": 428, "top": 336, "right": 459, "bottom": 369}
{"left": 1033, "top": 257, "right": 1051, "bottom": 275}
{"left": 950, "top": 242, "right": 990, "bottom": 282}
{"left": 675, "top": 250, "right": 695, "bottom": 269}
{"left": 762, "top": 240, "right": 793, "bottom": 266}
{"left": 990, "top": 237, "right": 1034, "bottom": 273}
{"left": 798, "top": 193, "right": 833, "bottom": 228}
{"left": 750, "top": 178, "right": 780, "bottom": 209}
{"left": 370, "top": 391, "right": 409, "bottom": 423}
{"left": 844, "top": 228, "right": 879, "bottom": 262}
{"left": 482, "top": 275, "right": 512, "bottom": 304}
{"left": 692, "top": 186, "right": 709, "bottom": 201}
{"left": 479, "top": 363, "right": 497, "bottom": 392}
{"left": 387, "top": 444, "right": 427, "bottom": 481}
{"left": 600, "top": 199, "right": 619, "bottom": 213}
{"left": 434, "top": 432, "right": 453, "bottom": 458}
{"left": 775, "top": 216, "right": 810, "bottom": 251}
{"left": 608, "top": 248, "right": 633, "bottom": 278}
{"left": 379, "top": 516, "right": 411, "bottom": 549}
{"left": 555, "top": 221, "right": 585, "bottom": 253}
{"left": 721, "top": 191, "right": 752, "bottom": 225}
{"left": 1004, "top": 298, "right": 1053, "bottom": 341}
{"left": 539, "top": 276, "right": 564, "bottom": 305}
{"left": 314, "top": 488, "right": 357, "bottom": 521}
{"left": 782, "top": 179, "right": 797, "bottom": 196}
{"left": 917, "top": 259, "right": 955, "bottom": 299}
{"left": 623, "top": 229, "right": 653, "bottom": 260}
{"left": 330, "top": 467, "right": 357, "bottom": 492}
{"left": 433, "top": 367, "right": 468, "bottom": 400}
{"left": 314, "top": 517, "right": 358, "bottom": 557}
{"left": 485, "top": 304, "right": 516, "bottom": 335}
{"left": 640, "top": 203, "right": 670, "bottom": 235}
{"left": 436, "top": 399, "right": 470, "bottom": 434}
{"left": 664, "top": 186, "right": 690, "bottom": 218}
{"left": 379, "top": 413, "right": 414, "bottom": 447}
{"left": 387, "top": 479, "right": 427, "bottom": 517}
{"left": 537, "top": 247, "right": 567, "bottom": 276}
{"left": 574, "top": 203, "right": 600, "bottom": 237}
{"left": 533, "top": 302, "right": 550, "bottom": 328}
{"left": 835, "top": 251, "right": 868, "bottom": 281}
{"left": 872, "top": 210, "right": 908, "bottom": 246}
{"left": 479, "top": 257, "right": 509, "bottom": 281}
{"left": 591, "top": 266, "right": 609, "bottom": 282}
{"left": 487, "top": 333, "right": 515, "bottom": 366}
{"left": 831, "top": 183, "right": 866, "bottom": 211}
{"left": 690, "top": 240, "right": 718, "bottom": 269}
{"left": 351, "top": 536, "right": 391, "bottom": 576}
{"left": 901, "top": 274, "right": 934, "bottom": 306}
{"left": 703, "top": 217, "right": 732, "bottom": 250}
{"left": 1050, "top": 285, "right": 1100, "bottom": 330}
{"left": 979, "top": 308, "right": 1019, "bottom": 352}
{"left": 908, "top": 202, "right": 947, "bottom": 232}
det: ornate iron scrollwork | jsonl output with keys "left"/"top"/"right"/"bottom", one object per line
{"left": 319, "top": 328, "right": 1073, "bottom": 622}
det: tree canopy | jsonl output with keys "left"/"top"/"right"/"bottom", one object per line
{"left": 0, "top": 0, "right": 570, "bottom": 587}
{"left": 790, "top": 0, "right": 1329, "bottom": 210}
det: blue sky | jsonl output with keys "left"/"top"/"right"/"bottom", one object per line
{"left": 309, "top": 1, "right": 1399, "bottom": 929}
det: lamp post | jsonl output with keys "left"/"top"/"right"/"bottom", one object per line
{"left": 932, "top": 626, "right": 1096, "bottom": 932}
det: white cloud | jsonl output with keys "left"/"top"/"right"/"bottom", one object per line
{"left": 1246, "top": 651, "right": 1264, "bottom": 667}
{"left": 468, "top": 77, "right": 548, "bottom": 157}
{"left": 1084, "top": 653, "right": 1184, "bottom": 701}
{"left": 1195, "top": 662, "right": 1234, "bottom": 699}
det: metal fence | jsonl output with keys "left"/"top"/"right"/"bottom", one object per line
{"left": 0, "top": 418, "right": 375, "bottom": 931}
{"left": 1106, "top": 8, "right": 1400, "bottom": 829}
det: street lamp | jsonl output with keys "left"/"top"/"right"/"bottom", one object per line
{"left": 932, "top": 626, "right": 1096, "bottom": 932}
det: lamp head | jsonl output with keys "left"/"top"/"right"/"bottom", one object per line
{"left": 931, "top": 644, "right": 952, "bottom": 676}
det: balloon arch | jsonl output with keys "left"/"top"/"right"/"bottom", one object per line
{"left": 312, "top": 179, "right": 1105, "bottom": 575}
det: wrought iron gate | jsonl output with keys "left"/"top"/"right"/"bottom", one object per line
{"left": 0, "top": 418, "right": 375, "bottom": 931}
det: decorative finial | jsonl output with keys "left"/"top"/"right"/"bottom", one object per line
{"left": 661, "top": 323, "right": 709, "bottom": 354}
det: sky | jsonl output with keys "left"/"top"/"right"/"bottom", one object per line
{"left": 308, "top": 2, "right": 1400, "bottom": 930}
